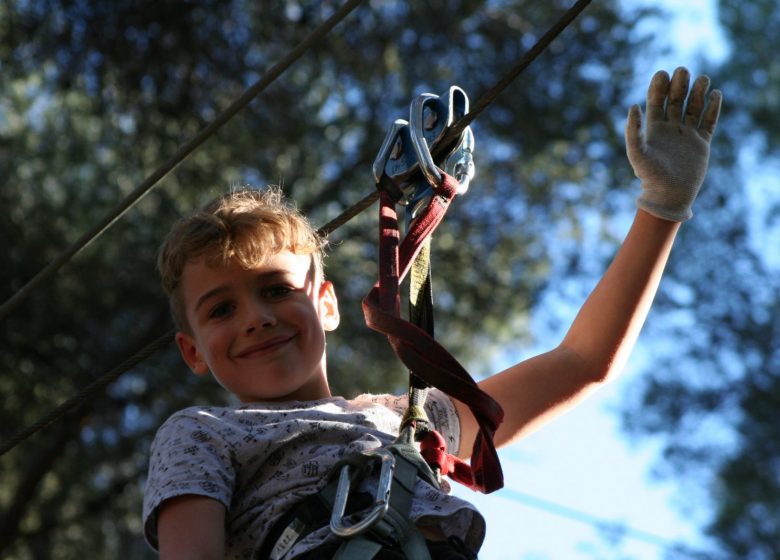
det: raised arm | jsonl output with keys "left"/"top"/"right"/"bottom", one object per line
{"left": 455, "top": 67, "right": 722, "bottom": 455}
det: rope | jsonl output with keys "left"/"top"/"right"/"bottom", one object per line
{"left": 0, "top": 329, "right": 175, "bottom": 457}
{"left": 0, "top": 0, "right": 593, "bottom": 457}
{"left": 0, "top": 0, "right": 367, "bottom": 324}
{"left": 316, "top": 190, "right": 379, "bottom": 237}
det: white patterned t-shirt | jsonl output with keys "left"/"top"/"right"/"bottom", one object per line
{"left": 143, "top": 389, "right": 485, "bottom": 559}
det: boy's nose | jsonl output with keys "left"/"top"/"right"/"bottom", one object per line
{"left": 245, "top": 301, "right": 276, "bottom": 333}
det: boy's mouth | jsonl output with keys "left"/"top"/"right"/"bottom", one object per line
{"left": 234, "top": 335, "right": 295, "bottom": 358}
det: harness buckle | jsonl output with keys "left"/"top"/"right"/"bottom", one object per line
{"left": 329, "top": 447, "right": 396, "bottom": 538}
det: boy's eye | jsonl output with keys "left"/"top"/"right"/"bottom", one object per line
{"left": 208, "top": 302, "right": 235, "bottom": 319}
{"left": 264, "top": 285, "right": 295, "bottom": 299}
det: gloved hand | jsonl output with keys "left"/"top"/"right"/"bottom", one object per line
{"left": 625, "top": 67, "right": 723, "bottom": 222}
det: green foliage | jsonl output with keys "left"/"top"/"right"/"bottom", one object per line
{"left": 0, "top": 0, "right": 650, "bottom": 557}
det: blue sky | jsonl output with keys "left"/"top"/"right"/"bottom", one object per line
{"left": 451, "top": 2, "right": 730, "bottom": 558}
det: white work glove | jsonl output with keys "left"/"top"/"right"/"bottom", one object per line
{"left": 626, "top": 67, "right": 723, "bottom": 222}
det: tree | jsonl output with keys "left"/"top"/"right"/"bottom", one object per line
{"left": 0, "top": 1, "right": 651, "bottom": 557}
{"left": 619, "top": 0, "right": 780, "bottom": 557}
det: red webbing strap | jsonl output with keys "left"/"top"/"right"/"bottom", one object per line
{"left": 362, "top": 173, "right": 504, "bottom": 493}
{"left": 419, "top": 430, "right": 475, "bottom": 489}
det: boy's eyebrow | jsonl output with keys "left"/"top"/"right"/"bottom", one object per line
{"left": 194, "top": 285, "right": 231, "bottom": 314}
{"left": 192, "top": 269, "right": 299, "bottom": 313}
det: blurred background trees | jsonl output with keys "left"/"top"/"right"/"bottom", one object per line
{"left": 619, "top": 0, "right": 780, "bottom": 557}
{"left": 1, "top": 0, "right": 777, "bottom": 558}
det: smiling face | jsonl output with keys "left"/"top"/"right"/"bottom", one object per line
{"left": 174, "top": 251, "right": 339, "bottom": 403}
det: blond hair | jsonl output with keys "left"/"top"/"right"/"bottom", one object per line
{"left": 158, "top": 187, "right": 325, "bottom": 331}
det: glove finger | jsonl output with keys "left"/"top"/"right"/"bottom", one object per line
{"left": 700, "top": 90, "right": 723, "bottom": 139}
{"left": 646, "top": 70, "right": 670, "bottom": 124}
{"left": 684, "top": 75, "right": 710, "bottom": 128}
{"left": 625, "top": 104, "right": 644, "bottom": 159}
{"left": 667, "top": 66, "right": 691, "bottom": 123}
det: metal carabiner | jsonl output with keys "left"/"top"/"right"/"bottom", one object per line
{"left": 442, "top": 85, "right": 473, "bottom": 194}
{"left": 372, "top": 118, "right": 414, "bottom": 185}
{"left": 373, "top": 85, "right": 475, "bottom": 218}
{"left": 409, "top": 86, "right": 469, "bottom": 174}
{"left": 409, "top": 92, "right": 443, "bottom": 187}
{"left": 445, "top": 85, "right": 469, "bottom": 126}
{"left": 409, "top": 87, "right": 475, "bottom": 194}
{"left": 329, "top": 447, "right": 396, "bottom": 538}
{"left": 443, "top": 125, "right": 475, "bottom": 194}
{"left": 372, "top": 118, "right": 428, "bottom": 208}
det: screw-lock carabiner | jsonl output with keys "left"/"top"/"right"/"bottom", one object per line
{"left": 329, "top": 447, "right": 396, "bottom": 538}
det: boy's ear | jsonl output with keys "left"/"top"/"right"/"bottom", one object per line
{"left": 318, "top": 281, "right": 340, "bottom": 332}
{"left": 175, "top": 331, "right": 210, "bottom": 376}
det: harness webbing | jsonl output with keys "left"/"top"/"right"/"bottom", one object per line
{"left": 405, "top": 224, "right": 476, "bottom": 489}
{"left": 406, "top": 237, "right": 434, "bottom": 421}
{"left": 363, "top": 175, "right": 504, "bottom": 494}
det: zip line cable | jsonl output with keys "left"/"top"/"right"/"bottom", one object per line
{"left": 0, "top": 0, "right": 367, "bottom": 324}
{"left": 0, "top": 0, "right": 593, "bottom": 457}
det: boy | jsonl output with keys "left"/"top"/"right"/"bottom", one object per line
{"left": 143, "top": 67, "right": 722, "bottom": 559}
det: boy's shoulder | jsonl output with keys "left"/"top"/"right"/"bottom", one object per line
{"left": 155, "top": 394, "right": 405, "bottom": 432}
{"left": 149, "top": 395, "right": 406, "bottom": 457}
{"left": 156, "top": 391, "right": 453, "bottom": 431}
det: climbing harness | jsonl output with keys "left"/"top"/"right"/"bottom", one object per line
{"left": 262, "top": 87, "right": 503, "bottom": 559}
{"left": 260, "top": 442, "right": 438, "bottom": 559}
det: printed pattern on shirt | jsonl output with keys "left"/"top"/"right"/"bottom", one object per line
{"left": 143, "top": 389, "right": 484, "bottom": 559}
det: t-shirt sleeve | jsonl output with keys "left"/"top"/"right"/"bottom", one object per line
{"left": 354, "top": 390, "right": 461, "bottom": 456}
{"left": 424, "top": 388, "right": 462, "bottom": 457}
{"left": 142, "top": 408, "right": 236, "bottom": 550}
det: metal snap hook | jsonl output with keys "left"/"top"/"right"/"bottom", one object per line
{"left": 329, "top": 447, "right": 396, "bottom": 538}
